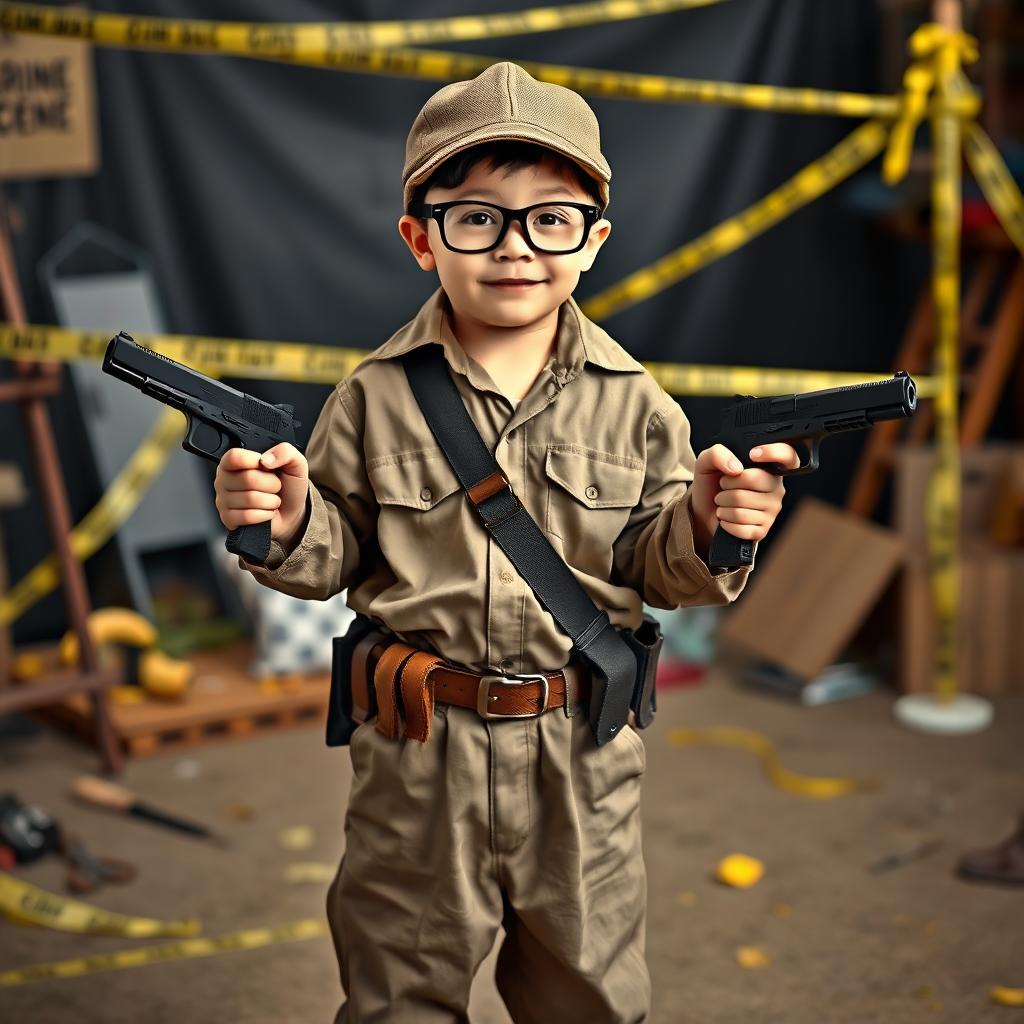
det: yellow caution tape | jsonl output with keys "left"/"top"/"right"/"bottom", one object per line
{"left": 0, "top": 324, "right": 936, "bottom": 398}
{"left": 0, "top": 324, "right": 366, "bottom": 384}
{"left": 581, "top": 118, "right": 889, "bottom": 321}
{"left": 0, "top": 407, "right": 183, "bottom": 626}
{"left": 669, "top": 726, "right": 876, "bottom": 799}
{"left": 925, "top": 25, "right": 971, "bottom": 704}
{"left": 882, "top": 63, "right": 935, "bottom": 186}
{"left": 7, "top": 2, "right": 968, "bottom": 125}
{"left": 644, "top": 364, "right": 936, "bottom": 399}
{"left": 0, "top": 4, "right": 907, "bottom": 119}
{"left": 296, "top": 46, "right": 901, "bottom": 119}
{"left": 0, "top": 0, "right": 726, "bottom": 54}
{"left": 882, "top": 25, "right": 979, "bottom": 185}
{"left": 0, "top": 915, "right": 328, "bottom": 988}
{"left": 0, "top": 873, "right": 200, "bottom": 939}
{"left": 964, "top": 121, "right": 1024, "bottom": 257}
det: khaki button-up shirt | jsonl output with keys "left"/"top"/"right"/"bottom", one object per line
{"left": 243, "top": 288, "right": 751, "bottom": 673}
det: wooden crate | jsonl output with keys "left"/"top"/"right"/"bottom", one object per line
{"left": 16, "top": 641, "right": 330, "bottom": 758}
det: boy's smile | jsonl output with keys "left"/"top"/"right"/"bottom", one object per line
{"left": 399, "top": 156, "right": 611, "bottom": 336}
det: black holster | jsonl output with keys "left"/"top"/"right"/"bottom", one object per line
{"left": 621, "top": 613, "right": 664, "bottom": 729}
{"left": 326, "top": 613, "right": 379, "bottom": 748}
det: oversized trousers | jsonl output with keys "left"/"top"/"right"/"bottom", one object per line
{"left": 327, "top": 702, "right": 650, "bottom": 1023}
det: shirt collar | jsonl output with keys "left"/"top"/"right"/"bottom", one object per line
{"left": 368, "top": 287, "right": 645, "bottom": 378}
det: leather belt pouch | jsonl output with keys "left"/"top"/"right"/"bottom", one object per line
{"left": 621, "top": 613, "right": 663, "bottom": 729}
{"left": 327, "top": 613, "right": 381, "bottom": 747}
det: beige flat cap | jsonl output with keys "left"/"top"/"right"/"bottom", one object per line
{"left": 402, "top": 61, "right": 610, "bottom": 211}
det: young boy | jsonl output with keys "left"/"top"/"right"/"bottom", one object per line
{"left": 215, "top": 62, "right": 797, "bottom": 1023}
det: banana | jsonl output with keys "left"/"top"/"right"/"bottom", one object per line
{"left": 57, "top": 607, "right": 192, "bottom": 700}
{"left": 138, "top": 649, "right": 193, "bottom": 700}
{"left": 59, "top": 607, "right": 158, "bottom": 665}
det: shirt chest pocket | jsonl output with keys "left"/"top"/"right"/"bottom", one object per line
{"left": 367, "top": 448, "right": 462, "bottom": 513}
{"left": 544, "top": 445, "right": 646, "bottom": 552}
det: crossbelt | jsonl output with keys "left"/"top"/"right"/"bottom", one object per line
{"left": 402, "top": 345, "right": 637, "bottom": 747}
{"left": 350, "top": 634, "right": 590, "bottom": 743}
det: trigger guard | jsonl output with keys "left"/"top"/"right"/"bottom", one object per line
{"left": 787, "top": 439, "right": 819, "bottom": 475}
{"left": 186, "top": 420, "right": 230, "bottom": 460}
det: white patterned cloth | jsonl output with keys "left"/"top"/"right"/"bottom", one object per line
{"left": 219, "top": 550, "right": 355, "bottom": 677}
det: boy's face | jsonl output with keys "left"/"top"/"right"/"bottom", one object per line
{"left": 399, "top": 155, "right": 611, "bottom": 330}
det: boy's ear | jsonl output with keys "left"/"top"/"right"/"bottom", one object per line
{"left": 398, "top": 215, "right": 436, "bottom": 272}
{"left": 577, "top": 219, "right": 611, "bottom": 273}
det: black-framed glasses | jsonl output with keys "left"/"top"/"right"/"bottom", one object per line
{"left": 411, "top": 200, "right": 603, "bottom": 255}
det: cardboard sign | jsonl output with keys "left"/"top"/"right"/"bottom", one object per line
{"left": 0, "top": 24, "right": 98, "bottom": 180}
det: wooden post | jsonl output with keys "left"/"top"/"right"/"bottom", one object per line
{"left": 0, "top": 198, "right": 122, "bottom": 772}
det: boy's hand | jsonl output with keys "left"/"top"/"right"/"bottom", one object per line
{"left": 214, "top": 443, "right": 309, "bottom": 549}
{"left": 689, "top": 443, "right": 801, "bottom": 559}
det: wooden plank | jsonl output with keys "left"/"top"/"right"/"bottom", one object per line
{"left": 13, "top": 641, "right": 331, "bottom": 758}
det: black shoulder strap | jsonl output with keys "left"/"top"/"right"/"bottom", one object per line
{"left": 402, "top": 344, "right": 636, "bottom": 746}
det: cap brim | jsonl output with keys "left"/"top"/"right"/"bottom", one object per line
{"left": 404, "top": 121, "right": 610, "bottom": 211}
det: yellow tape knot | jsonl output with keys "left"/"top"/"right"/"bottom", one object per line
{"left": 883, "top": 22, "right": 979, "bottom": 186}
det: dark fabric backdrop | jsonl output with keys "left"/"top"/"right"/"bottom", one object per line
{"left": 4, "top": 1, "right": 926, "bottom": 643}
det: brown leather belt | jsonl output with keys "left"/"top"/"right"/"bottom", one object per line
{"left": 350, "top": 633, "right": 589, "bottom": 743}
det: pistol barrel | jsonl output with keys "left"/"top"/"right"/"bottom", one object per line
{"left": 792, "top": 371, "right": 916, "bottom": 423}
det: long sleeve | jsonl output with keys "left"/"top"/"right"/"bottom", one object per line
{"left": 240, "top": 379, "right": 376, "bottom": 601}
{"left": 612, "top": 397, "right": 751, "bottom": 609}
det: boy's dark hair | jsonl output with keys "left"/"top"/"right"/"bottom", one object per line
{"left": 409, "top": 140, "right": 604, "bottom": 212}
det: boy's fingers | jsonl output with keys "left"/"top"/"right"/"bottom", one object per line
{"left": 218, "top": 468, "right": 283, "bottom": 494}
{"left": 221, "top": 490, "right": 282, "bottom": 512}
{"left": 716, "top": 506, "right": 768, "bottom": 528}
{"left": 720, "top": 468, "right": 780, "bottom": 493}
{"left": 715, "top": 489, "right": 777, "bottom": 511}
{"left": 260, "top": 443, "right": 307, "bottom": 477}
{"left": 219, "top": 447, "right": 262, "bottom": 472}
{"left": 749, "top": 443, "right": 802, "bottom": 470}
{"left": 696, "top": 444, "right": 742, "bottom": 477}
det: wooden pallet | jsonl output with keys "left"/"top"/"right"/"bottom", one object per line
{"left": 13, "top": 641, "right": 330, "bottom": 758}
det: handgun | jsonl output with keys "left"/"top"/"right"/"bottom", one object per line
{"left": 102, "top": 331, "right": 302, "bottom": 566}
{"left": 707, "top": 371, "right": 917, "bottom": 569}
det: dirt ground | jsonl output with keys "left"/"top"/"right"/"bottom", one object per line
{"left": 1, "top": 668, "right": 1022, "bottom": 1023}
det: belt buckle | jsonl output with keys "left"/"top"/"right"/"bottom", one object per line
{"left": 477, "top": 673, "right": 550, "bottom": 719}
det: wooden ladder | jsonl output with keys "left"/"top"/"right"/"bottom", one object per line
{"left": 846, "top": 243, "right": 1024, "bottom": 518}
{"left": 0, "top": 205, "right": 122, "bottom": 773}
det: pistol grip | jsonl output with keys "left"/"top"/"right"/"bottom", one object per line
{"left": 226, "top": 522, "right": 272, "bottom": 566}
{"left": 708, "top": 525, "right": 756, "bottom": 570}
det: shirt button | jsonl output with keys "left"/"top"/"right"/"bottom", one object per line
{"left": 420, "top": 487, "right": 432, "bottom": 502}
{"left": 585, "top": 485, "right": 599, "bottom": 500}
{"left": 499, "top": 570, "right": 514, "bottom": 585}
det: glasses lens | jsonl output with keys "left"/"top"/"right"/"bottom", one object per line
{"left": 442, "top": 203, "right": 504, "bottom": 252}
{"left": 525, "top": 204, "right": 586, "bottom": 252}
{"left": 441, "top": 203, "right": 589, "bottom": 252}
